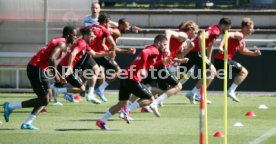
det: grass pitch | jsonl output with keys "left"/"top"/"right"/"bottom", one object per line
{"left": 0, "top": 92, "right": 275, "bottom": 144}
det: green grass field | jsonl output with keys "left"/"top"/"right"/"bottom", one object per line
{"left": 0, "top": 93, "right": 275, "bottom": 144}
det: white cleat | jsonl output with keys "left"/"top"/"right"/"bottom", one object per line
{"left": 86, "top": 94, "right": 101, "bottom": 104}
{"left": 119, "top": 112, "right": 134, "bottom": 121}
{"left": 159, "top": 101, "right": 164, "bottom": 107}
{"left": 227, "top": 92, "right": 240, "bottom": 102}
{"left": 53, "top": 102, "right": 63, "bottom": 106}
{"left": 194, "top": 96, "right": 212, "bottom": 104}
{"left": 149, "top": 104, "right": 161, "bottom": 117}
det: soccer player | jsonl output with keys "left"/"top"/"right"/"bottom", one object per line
{"left": 184, "top": 17, "right": 232, "bottom": 104}
{"left": 89, "top": 13, "right": 118, "bottom": 102}
{"left": 138, "top": 21, "right": 199, "bottom": 117}
{"left": 96, "top": 34, "right": 169, "bottom": 130}
{"left": 214, "top": 18, "right": 261, "bottom": 102}
{"left": 52, "top": 27, "right": 113, "bottom": 104}
{"left": 3, "top": 26, "right": 77, "bottom": 130}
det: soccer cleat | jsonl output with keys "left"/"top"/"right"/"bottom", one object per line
{"left": 194, "top": 96, "right": 212, "bottom": 104}
{"left": 119, "top": 112, "right": 134, "bottom": 121}
{"left": 186, "top": 91, "right": 196, "bottom": 104}
{"left": 3, "top": 102, "right": 12, "bottom": 122}
{"left": 52, "top": 102, "right": 63, "bottom": 106}
{"left": 95, "top": 88, "right": 108, "bottom": 102}
{"left": 86, "top": 94, "right": 101, "bottom": 104}
{"left": 121, "top": 105, "right": 131, "bottom": 124}
{"left": 227, "top": 92, "right": 240, "bottom": 102}
{"left": 140, "top": 106, "right": 153, "bottom": 113}
{"left": 149, "top": 104, "right": 161, "bottom": 117}
{"left": 96, "top": 120, "right": 109, "bottom": 130}
{"left": 20, "top": 124, "right": 39, "bottom": 130}
{"left": 63, "top": 93, "right": 74, "bottom": 102}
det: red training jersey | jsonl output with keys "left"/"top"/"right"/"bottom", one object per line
{"left": 89, "top": 24, "right": 111, "bottom": 53}
{"left": 29, "top": 36, "right": 66, "bottom": 70}
{"left": 193, "top": 25, "right": 220, "bottom": 52}
{"left": 59, "top": 38, "right": 91, "bottom": 68}
{"left": 215, "top": 31, "right": 246, "bottom": 60}
{"left": 125, "top": 45, "right": 160, "bottom": 82}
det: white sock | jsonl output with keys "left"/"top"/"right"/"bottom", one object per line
{"left": 8, "top": 102, "right": 22, "bottom": 110}
{"left": 23, "top": 114, "right": 36, "bottom": 125}
{"left": 88, "top": 87, "right": 94, "bottom": 96}
{"left": 192, "top": 87, "right": 200, "bottom": 95}
{"left": 58, "top": 88, "right": 67, "bottom": 93}
{"left": 229, "top": 83, "right": 238, "bottom": 93}
{"left": 156, "top": 93, "right": 168, "bottom": 104}
{"left": 128, "top": 101, "right": 140, "bottom": 111}
{"left": 100, "top": 111, "right": 112, "bottom": 122}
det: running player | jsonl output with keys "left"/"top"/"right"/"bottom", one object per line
{"left": 96, "top": 34, "right": 169, "bottom": 130}
{"left": 3, "top": 26, "right": 77, "bottom": 130}
{"left": 52, "top": 27, "right": 113, "bottom": 104}
{"left": 214, "top": 18, "right": 261, "bottom": 102}
{"left": 184, "top": 17, "right": 232, "bottom": 104}
{"left": 89, "top": 13, "right": 117, "bottom": 102}
{"left": 127, "top": 21, "right": 199, "bottom": 117}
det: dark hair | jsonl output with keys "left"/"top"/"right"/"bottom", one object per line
{"left": 218, "top": 17, "right": 232, "bottom": 26}
{"left": 241, "top": 18, "right": 254, "bottom": 28}
{"left": 79, "top": 26, "right": 92, "bottom": 36}
{"left": 154, "top": 34, "right": 167, "bottom": 43}
{"left": 98, "top": 13, "right": 110, "bottom": 24}
{"left": 118, "top": 18, "right": 128, "bottom": 26}
{"left": 62, "top": 26, "right": 76, "bottom": 36}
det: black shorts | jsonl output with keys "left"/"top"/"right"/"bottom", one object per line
{"left": 119, "top": 79, "right": 153, "bottom": 101}
{"left": 74, "top": 54, "right": 97, "bottom": 71}
{"left": 214, "top": 58, "right": 243, "bottom": 74}
{"left": 155, "top": 65, "right": 179, "bottom": 90}
{"left": 27, "top": 64, "right": 50, "bottom": 96}
{"left": 57, "top": 65, "right": 83, "bottom": 88}
{"left": 94, "top": 56, "right": 119, "bottom": 70}
{"left": 180, "top": 51, "right": 211, "bottom": 72}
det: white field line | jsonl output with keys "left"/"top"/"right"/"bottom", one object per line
{"left": 250, "top": 127, "right": 276, "bottom": 144}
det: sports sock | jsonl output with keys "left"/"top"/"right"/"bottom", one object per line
{"left": 156, "top": 93, "right": 168, "bottom": 104}
{"left": 88, "top": 87, "right": 94, "bottom": 96}
{"left": 98, "top": 81, "right": 109, "bottom": 91}
{"left": 100, "top": 111, "right": 112, "bottom": 122}
{"left": 23, "top": 114, "right": 36, "bottom": 124}
{"left": 8, "top": 102, "right": 22, "bottom": 110}
{"left": 229, "top": 83, "right": 238, "bottom": 93}
{"left": 128, "top": 101, "right": 139, "bottom": 111}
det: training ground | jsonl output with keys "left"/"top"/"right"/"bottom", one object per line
{"left": 0, "top": 92, "right": 275, "bottom": 144}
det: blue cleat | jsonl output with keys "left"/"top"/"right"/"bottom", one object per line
{"left": 185, "top": 91, "right": 196, "bottom": 104}
{"left": 20, "top": 124, "right": 39, "bottom": 130}
{"left": 63, "top": 93, "right": 74, "bottom": 102}
{"left": 95, "top": 88, "right": 108, "bottom": 102}
{"left": 3, "top": 102, "right": 12, "bottom": 122}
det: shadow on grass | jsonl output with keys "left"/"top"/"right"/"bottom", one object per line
{"left": 0, "top": 128, "right": 16, "bottom": 130}
{"left": 70, "top": 119, "right": 122, "bottom": 122}
{"left": 84, "top": 112, "right": 106, "bottom": 114}
{"left": 55, "top": 128, "right": 119, "bottom": 131}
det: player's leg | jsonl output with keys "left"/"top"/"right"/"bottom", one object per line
{"left": 96, "top": 79, "right": 131, "bottom": 130}
{"left": 95, "top": 57, "right": 120, "bottom": 102}
{"left": 227, "top": 60, "right": 247, "bottom": 102}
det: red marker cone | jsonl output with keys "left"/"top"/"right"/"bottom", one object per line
{"left": 245, "top": 111, "right": 256, "bottom": 116}
{"left": 213, "top": 131, "right": 224, "bottom": 137}
{"left": 74, "top": 95, "right": 82, "bottom": 101}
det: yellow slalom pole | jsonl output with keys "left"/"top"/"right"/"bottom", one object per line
{"left": 223, "top": 31, "right": 229, "bottom": 144}
{"left": 201, "top": 30, "right": 208, "bottom": 144}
